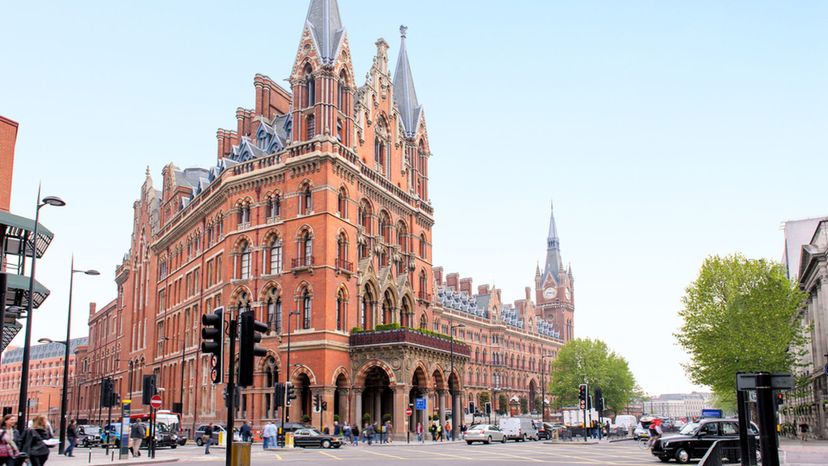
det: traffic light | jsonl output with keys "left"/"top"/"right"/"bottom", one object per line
{"left": 776, "top": 392, "right": 784, "bottom": 405}
{"left": 274, "top": 383, "right": 284, "bottom": 409}
{"left": 239, "top": 310, "right": 269, "bottom": 387}
{"left": 141, "top": 375, "right": 157, "bottom": 405}
{"left": 485, "top": 402, "right": 492, "bottom": 415}
{"left": 201, "top": 307, "right": 225, "bottom": 384}
{"left": 322, "top": 400, "right": 328, "bottom": 412}
{"left": 469, "top": 401, "right": 476, "bottom": 415}
{"left": 578, "top": 384, "right": 588, "bottom": 410}
{"left": 594, "top": 388, "right": 603, "bottom": 412}
{"left": 313, "top": 392, "right": 321, "bottom": 413}
{"left": 286, "top": 382, "right": 297, "bottom": 407}
{"left": 101, "top": 378, "right": 114, "bottom": 408}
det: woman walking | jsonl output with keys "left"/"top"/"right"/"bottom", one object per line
{"left": 22, "top": 415, "right": 52, "bottom": 466}
{"left": 0, "top": 415, "right": 20, "bottom": 466}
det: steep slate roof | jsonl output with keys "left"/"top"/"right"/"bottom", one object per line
{"left": 393, "top": 26, "right": 422, "bottom": 138}
{"left": 544, "top": 202, "right": 563, "bottom": 283}
{"left": 305, "top": 0, "right": 345, "bottom": 65}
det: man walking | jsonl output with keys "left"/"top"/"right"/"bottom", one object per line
{"left": 262, "top": 421, "right": 276, "bottom": 449}
{"left": 129, "top": 420, "right": 145, "bottom": 457}
{"left": 239, "top": 421, "right": 251, "bottom": 443}
{"left": 203, "top": 424, "right": 214, "bottom": 454}
{"left": 65, "top": 420, "right": 77, "bottom": 457}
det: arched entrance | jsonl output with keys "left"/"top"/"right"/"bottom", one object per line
{"left": 295, "top": 373, "right": 312, "bottom": 422}
{"left": 334, "top": 373, "right": 348, "bottom": 425}
{"left": 361, "top": 366, "right": 393, "bottom": 427}
{"left": 528, "top": 380, "right": 538, "bottom": 414}
{"left": 409, "top": 367, "right": 427, "bottom": 433}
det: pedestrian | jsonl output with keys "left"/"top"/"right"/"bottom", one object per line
{"left": 444, "top": 421, "right": 452, "bottom": 441}
{"left": 21, "top": 415, "right": 51, "bottom": 466}
{"left": 351, "top": 424, "right": 359, "bottom": 446}
{"left": 343, "top": 423, "right": 352, "bottom": 444}
{"left": 64, "top": 420, "right": 77, "bottom": 457}
{"left": 384, "top": 420, "right": 392, "bottom": 443}
{"left": 436, "top": 422, "right": 442, "bottom": 442}
{"left": 429, "top": 422, "right": 437, "bottom": 441}
{"left": 333, "top": 421, "right": 340, "bottom": 437}
{"left": 262, "top": 421, "right": 276, "bottom": 449}
{"left": 364, "top": 423, "right": 374, "bottom": 446}
{"left": 416, "top": 422, "right": 423, "bottom": 443}
{"left": 129, "top": 420, "right": 145, "bottom": 457}
{"left": 203, "top": 424, "right": 214, "bottom": 454}
{"left": 460, "top": 423, "right": 467, "bottom": 440}
{"left": 239, "top": 421, "right": 251, "bottom": 443}
{"left": 798, "top": 422, "right": 809, "bottom": 442}
{"left": 0, "top": 414, "right": 20, "bottom": 466}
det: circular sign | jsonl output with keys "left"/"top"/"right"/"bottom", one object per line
{"left": 405, "top": 407, "right": 413, "bottom": 417}
{"left": 150, "top": 395, "right": 162, "bottom": 409}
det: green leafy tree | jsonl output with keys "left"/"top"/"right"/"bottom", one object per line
{"left": 549, "top": 338, "right": 636, "bottom": 413}
{"left": 676, "top": 254, "right": 807, "bottom": 409}
{"left": 519, "top": 396, "right": 528, "bottom": 414}
{"left": 497, "top": 394, "right": 508, "bottom": 415}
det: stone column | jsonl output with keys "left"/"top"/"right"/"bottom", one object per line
{"left": 338, "top": 389, "right": 349, "bottom": 426}
{"left": 352, "top": 388, "right": 363, "bottom": 427}
{"left": 392, "top": 385, "right": 408, "bottom": 440}
{"left": 452, "top": 391, "right": 461, "bottom": 439}
{"left": 438, "top": 390, "right": 446, "bottom": 430}
{"left": 374, "top": 391, "right": 382, "bottom": 424}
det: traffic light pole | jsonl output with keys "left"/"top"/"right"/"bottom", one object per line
{"left": 225, "top": 316, "right": 237, "bottom": 466}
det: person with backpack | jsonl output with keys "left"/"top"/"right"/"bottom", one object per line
{"left": 350, "top": 424, "right": 359, "bottom": 446}
{"left": 21, "top": 416, "right": 52, "bottom": 466}
{"left": 64, "top": 420, "right": 77, "bottom": 457}
{"left": 0, "top": 414, "right": 20, "bottom": 466}
{"left": 129, "top": 421, "right": 145, "bottom": 457}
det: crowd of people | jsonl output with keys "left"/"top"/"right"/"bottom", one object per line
{"left": 0, "top": 415, "right": 60, "bottom": 466}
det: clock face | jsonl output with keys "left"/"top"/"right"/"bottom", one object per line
{"left": 543, "top": 288, "right": 557, "bottom": 299}
{"left": 565, "top": 288, "right": 572, "bottom": 300}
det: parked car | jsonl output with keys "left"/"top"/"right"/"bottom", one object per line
{"left": 651, "top": 418, "right": 759, "bottom": 464}
{"left": 291, "top": 428, "right": 341, "bottom": 449}
{"left": 194, "top": 425, "right": 239, "bottom": 446}
{"left": 152, "top": 423, "right": 180, "bottom": 449}
{"left": 102, "top": 423, "right": 123, "bottom": 445}
{"left": 498, "top": 417, "right": 539, "bottom": 442}
{"left": 77, "top": 425, "right": 103, "bottom": 448}
{"left": 465, "top": 424, "right": 506, "bottom": 444}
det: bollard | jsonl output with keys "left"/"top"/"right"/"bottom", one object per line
{"left": 111, "top": 450, "right": 114, "bottom": 462}
{"left": 88, "top": 447, "right": 92, "bottom": 463}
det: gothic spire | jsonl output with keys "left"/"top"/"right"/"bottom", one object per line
{"left": 544, "top": 201, "right": 563, "bottom": 283}
{"left": 394, "top": 25, "right": 422, "bottom": 138}
{"left": 305, "top": 0, "right": 345, "bottom": 65}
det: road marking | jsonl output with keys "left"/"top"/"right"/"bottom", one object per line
{"left": 274, "top": 453, "right": 283, "bottom": 460}
{"left": 317, "top": 450, "right": 342, "bottom": 460}
{"left": 484, "top": 450, "right": 544, "bottom": 462}
{"left": 361, "top": 449, "right": 406, "bottom": 460}
{"left": 417, "top": 450, "right": 473, "bottom": 460}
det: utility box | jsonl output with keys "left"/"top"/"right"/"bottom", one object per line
{"left": 231, "top": 442, "right": 251, "bottom": 466}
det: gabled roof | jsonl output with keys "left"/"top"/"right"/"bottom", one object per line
{"left": 393, "top": 26, "right": 422, "bottom": 138}
{"left": 305, "top": 0, "right": 345, "bottom": 66}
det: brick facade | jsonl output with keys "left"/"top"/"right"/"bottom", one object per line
{"left": 0, "top": 115, "right": 18, "bottom": 212}
{"left": 77, "top": 0, "right": 575, "bottom": 439}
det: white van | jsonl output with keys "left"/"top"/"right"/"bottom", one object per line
{"left": 498, "top": 417, "right": 539, "bottom": 442}
{"left": 614, "top": 415, "right": 637, "bottom": 432}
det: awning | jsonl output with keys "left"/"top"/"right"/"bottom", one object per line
{"left": 0, "top": 210, "right": 55, "bottom": 258}
{"left": 4, "top": 273, "right": 50, "bottom": 309}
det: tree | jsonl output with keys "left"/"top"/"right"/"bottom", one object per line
{"left": 548, "top": 338, "right": 636, "bottom": 414}
{"left": 497, "top": 394, "right": 508, "bottom": 415}
{"left": 519, "top": 396, "right": 528, "bottom": 414}
{"left": 676, "top": 254, "right": 807, "bottom": 409}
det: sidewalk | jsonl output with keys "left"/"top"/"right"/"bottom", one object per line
{"left": 779, "top": 438, "right": 828, "bottom": 466}
{"left": 48, "top": 448, "right": 180, "bottom": 466}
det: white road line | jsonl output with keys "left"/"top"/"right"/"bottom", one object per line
{"left": 317, "top": 450, "right": 342, "bottom": 460}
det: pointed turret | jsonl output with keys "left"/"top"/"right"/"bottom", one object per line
{"left": 544, "top": 201, "right": 563, "bottom": 283}
{"left": 305, "top": 0, "right": 345, "bottom": 65}
{"left": 394, "top": 25, "right": 422, "bottom": 138}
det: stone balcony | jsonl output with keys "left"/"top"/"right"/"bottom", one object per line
{"left": 349, "top": 328, "right": 470, "bottom": 358}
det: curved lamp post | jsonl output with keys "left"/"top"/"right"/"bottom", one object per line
{"left": 449, "top": 322, "right": 464, "bottom": 440}
{"left": 17, "top": 188, "right": 64, "bottom": 433}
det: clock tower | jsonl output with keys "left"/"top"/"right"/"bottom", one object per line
{"left": 535, "top": 202, "right": 575, "bottom": 341}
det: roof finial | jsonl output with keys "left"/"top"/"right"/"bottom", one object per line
{"left": 145, "top": 166, "right": 151, "bottom": 177}
{"left": 400, "top": 25, "right": 408, "bottom": 39}
{"left": 551, "top": 199, "right": 554, "bottom": 211}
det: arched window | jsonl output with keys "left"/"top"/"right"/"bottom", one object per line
{"left": 239, "top": 240, "right": 251, "bottom": 279}
{"left": 263, "top": 358, "right": 278, "bottom": 418}
{"left": 419, "top": 269, "right": 427, "bottom": 299}
{"left": 374, "top": 117, "right": 389, "bottom": 177}
{"left": 378, "top": 211, "right": 391, "bottom": 243}
{"left": 358, "top": 200, "right": 372, "bottom": 233}
{"left": 301, "top": 288, "right": 312, "bottom": 329}
{"left": 396, "top": 222, "right": 407, "bottom": 252}
{"left": 266, "top": 290, "right": 282, "bottom": 334}
{"left": 419, "top": 314, "right": 427, "bottom": 330}
{"left": 361, "top": 285, "right": 374, "bottom": 330}
{"left": 300, "top": 230, "right": 313, "bottom": 267}
{"left": 304, "top": 65, "right": 315, "bottom": 107}
{"left": 336, "top": 289, "right": 345, "bottom": 331}
{"left": 337, "top": 70, "right": 348, "bottom": 111}
{"left": 419, "top": 234, "right": 427, "bottom": 258}
{"left": 306, "top": 115, "right": 315, "bottom": 140}
{"left": 337, "top": 188, "right": 347, "bottom": 217}
{"left": 238, "top": 202, "right": 250, "bottom": 226}
{"left": 336, "top": 233, "right": 348, "bottom": 270}
{"left": 301, "top": 185, "right": 312, "bottom": 215}
{"left": 267, "top": 194, "right": 281, "bottom": 218}
{"left": 269, "top": 237, "right": 282, "bottom": 274}
{"left": 382, "top": 290, "right": 394, "bottom": 325}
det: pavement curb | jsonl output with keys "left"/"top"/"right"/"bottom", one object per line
{"left": 84, "top": 459, "right": 180, "bottom": 466}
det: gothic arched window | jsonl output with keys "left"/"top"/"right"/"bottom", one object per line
{"left": 269, "top": 237, "right": 282, "bottom": 274}
{"left": 301, "top": 184, "right": 313, "bottom": 215}
{"left": 304, "top": 65, "right": 315, "bottom": 107}
{"left": 239, "top": 240, "right": 251, "bottom": 279}
{"left": 336, "top": 289, "right": 345, "bottom": 331}
{"left": 301, "top": 288, "right": 312, "bottom": 329}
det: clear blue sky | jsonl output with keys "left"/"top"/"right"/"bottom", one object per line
{"left": 2, "top": 1, "right": 826, "bottom": 396}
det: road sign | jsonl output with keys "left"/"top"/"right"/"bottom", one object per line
{"left": 405, "top": 407, "right": 413, "bottom": 417}
{"left": 150, "top": 395, "right": 162, "bottom": 409}
{"left": 415, "top": 397, "right": 426, "bottom": 410}
{"left": 736, "top": 372, "right": 794, "bottom": 391}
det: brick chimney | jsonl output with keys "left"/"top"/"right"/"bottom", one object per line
{"left": 459, "top": 277, "right": 473, "bottom": 295}
{"left": 89, "top": 302, "right": 97, "bottom": 315}
{"left": 478, "top": 284, "right": 490, "bottom": 296}
{"left": 433, "top": 267, "right": 444, "bottom": 286}
{"left": 446, "top": 273, "right": 459, "bottom": 291}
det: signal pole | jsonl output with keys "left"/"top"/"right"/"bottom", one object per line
{"left": 225, "top": 313, "right": 237, "bottom": 466}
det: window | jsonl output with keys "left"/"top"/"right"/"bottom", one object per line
{"left": 378, "top": 211, "right": 391, "bottom": 243}
{"left": 306, "top": 115, "right": 315, "bottom": 140}
{"left": 301, "top": 185, "right": 312, "bottom": 215}
{"left": 336, "top": 119, "right": 343, "bottom": 142}
{"left": 337, "top": 70, "right": 348, "bottom": 112}
{"left": 269, "top": 238, "right": 282, "bottom": 274}
{"left": 305, "top": 66, "right": 315, "bottom": 107}
{"left": 337, "top": 188, "right": 347, "bottom": 217}
{"left": 419, "top": 270, "right": 427, "bottom": 297}
{"left": 419, "top": 314, "right": 427, "bottom": 329}
{"left": 419, "top": 234, "right": 427, "bottom": 258}
{"left": 238, "top": 202, "right": 250, "bottom": 226}
{"left": 336, "top": 290, "right": 345, "bottom": 331}
{"left": 239, "top": 241, "right": 251, "bottom": 279}
{"left": 336, "top": 233, "right": 348, "bottom": 269}
{"left": 267, "top": 195, "right": 281, "bottom": 218}
{"left": 301, "top": 231, "right": 313, "bottom": 266}
{"left": 266, "top": 291, "right": 282, "bottom": 334}
{"left": 302, "top": 289, "right": 312, "bottom": 329}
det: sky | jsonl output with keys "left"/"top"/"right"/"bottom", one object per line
{"left": 1, "top": 0, "right": 827, "bottom": 397}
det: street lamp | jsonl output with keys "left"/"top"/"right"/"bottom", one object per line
{"left": 280, "top": 310, "right": 300, "bottom": 444}
{"left": 540, "top": 354, "right": 555, "bottom": 423}
{"left": 17, "top": 186, "right": 65, "bottom": 433}
{"left": 449, "top": 322, "right": 464, "bottom": 440}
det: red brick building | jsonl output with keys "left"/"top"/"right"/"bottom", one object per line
{"left": 0, "top": 338, "right": 85, "bottom": 425}
{"left": 72, "top": 301, "right": 122, "bottom": 422}
{"left": 79, "top": 0, "right": 574, "bottom": 438}
{"left": 0, "top": 115, "right": 17, "bottom": 212}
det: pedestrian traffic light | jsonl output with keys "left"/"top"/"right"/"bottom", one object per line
{"left": 201, "top": 307, "right": 224, "bottom": 384}
{"left": 274, "top": 383, "right": 284, "bottom": 409}
{"left": 313, "top": 392, "right": 321, "bottom": 413}
{"left": 322, "top": 401, "right": 328, "bottom": 412}
{"left": 776, "top": 392, "right": 784, "bottom": 405}
{"left": 578, "top": 384, "right": 588, "bottom": 410}
{"left": 239, "top": 309, "right": 268, "bottom": 387}
{"left": 286, "top": 382, "right": 296, "bottom": 407}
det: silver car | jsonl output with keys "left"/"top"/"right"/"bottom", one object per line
{"left": 465, "top": 424, "right": 506, "bottom": 445}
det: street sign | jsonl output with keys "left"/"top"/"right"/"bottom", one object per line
{"left": 736, "top": 372, "right": 794, "bottom": 391}
{"left": 150, "top": 395, "right": 162, "bottom": 409}
{"left": 415, "top": 397, "right": 426, "bottom": 410}
{"left": 405, "top": 407, "right": 413, "bottom": 417}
